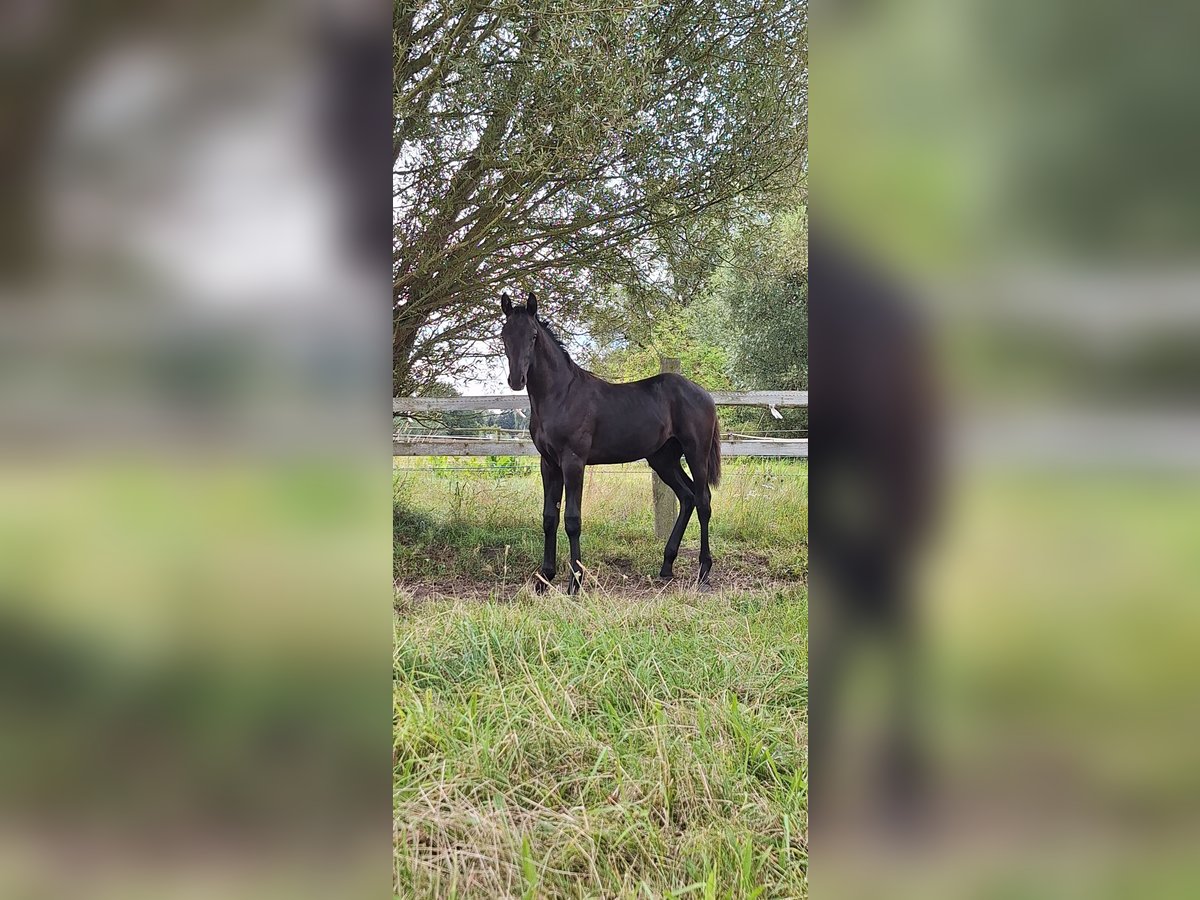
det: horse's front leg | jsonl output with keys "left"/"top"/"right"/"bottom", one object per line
{"left": 562, "top": 454, "right": 586, "bottom": 594}
{"left": 536, "top": 456, "right": 563, "bottom": 594}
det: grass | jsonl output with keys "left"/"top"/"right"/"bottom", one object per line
{"left": 394, "top": 459, "right": 808, "bottom": 898}
{"left": 394, "top": 459, "right": 807, "bottom": 591}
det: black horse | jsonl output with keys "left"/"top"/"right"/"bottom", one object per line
{"left": 500, "top": 291, "right": 721, "bottom": 593}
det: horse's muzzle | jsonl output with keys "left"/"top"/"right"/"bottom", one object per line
{"left": 509, "top": 376, "right": 525, "bottom": 391}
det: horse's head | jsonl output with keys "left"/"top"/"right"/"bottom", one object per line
{"left": 500, "top": 290, "right": 539, "bottom": 391}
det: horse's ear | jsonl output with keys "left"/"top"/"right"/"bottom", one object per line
{"left": 501, "top": 292, "right": 513, "bottom": 316}
{"left": 527, "top": 291, "right": 538, "bottom": 318}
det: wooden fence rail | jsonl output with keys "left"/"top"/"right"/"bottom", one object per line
{"left": 394, "top": 390, "right": 807, "bottom": 461}
{"left": 393, "top": 436, "right": 808, "bottom": 458}
{"left": 394, "top": 389, "right": 807, "bottom": 414}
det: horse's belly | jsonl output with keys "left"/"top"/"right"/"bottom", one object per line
{"left": 586, "top": 447, "right": 647, "bottom": 465}
{"left": 587, "top": 431, "right": 666, "bottom": 465}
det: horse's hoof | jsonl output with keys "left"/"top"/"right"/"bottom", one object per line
{"left": 657, "top": 570, "right": 675, "bottom": 582}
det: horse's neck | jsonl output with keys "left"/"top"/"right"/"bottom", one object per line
{"left": 526, "top": 330, "right": 575, "bottom": 405}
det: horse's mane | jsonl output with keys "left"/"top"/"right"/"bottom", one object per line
{"left": 536, "top": 316, "right": 573, "bottom": 363}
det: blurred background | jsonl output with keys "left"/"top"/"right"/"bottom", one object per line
{"left": 0, "top": 1, "right": 391, "bottom": 898}
{"left": 6, "top": 0, "right": 1200, "bottom": 896}
{"left": 812, "top": 0, "right": 1200, "bottom": 896}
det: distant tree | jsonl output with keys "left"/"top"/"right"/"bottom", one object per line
{"left": 715, "top": 205, "right": 808, "bottom": 392}
{"left": 584, "top": 296, "right": 737, "bottom": 390}
{"left": 583, "top": 203, "right": 807, "bottom": 435}
{"left": 394, "top": 0, "right": 807, "bottom": 393}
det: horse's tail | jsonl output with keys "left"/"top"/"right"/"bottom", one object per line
{"left": 708, "top": 417, "right": 722, "bottom": 488}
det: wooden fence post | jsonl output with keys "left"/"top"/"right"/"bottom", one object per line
{"left": 652, "top": 357, "right": 682, "bottom": 540}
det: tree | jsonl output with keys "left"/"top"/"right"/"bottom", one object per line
{"left": 583, "top": 203, "right": 807, "bottom": 435}
{"left": 715, "top": 204, "right": 808, "bottom": 392}
{"left": 394, "top": 0, "right": 807, "bottom": 394}
{"left": 584, "top": 295, "right": 737, "bottom": 389}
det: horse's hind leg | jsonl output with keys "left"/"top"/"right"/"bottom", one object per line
{"left": 648, "top": 444, "right": 694, "bottom": 579}
{"left": 681, "top": 445, "right": 713, "bottom": 583}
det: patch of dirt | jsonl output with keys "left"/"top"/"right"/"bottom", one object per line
{"left": 394, "top": 575, "right": 505, "bottom": 606}
{"left": 396, "top": 559, "right": 801, "bottom": 606}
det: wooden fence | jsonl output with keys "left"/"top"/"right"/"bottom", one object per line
{"left": 393, "top": 390, "right": 807, "bottom": 460}
{"left": 394, "top": 360, "right": 806, "bottom": 539}
{"left": 392, "top": 434, "right": 808, "bottom": 457}
{"left": 393, "top": 389, "right": 807, "bottom": 414}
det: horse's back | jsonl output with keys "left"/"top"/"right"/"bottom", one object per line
{"left": 640, "top": 374, "right": 716, "bottom": 432}
{"left": 578, "top": 373, "right": 713, "bottom": 464}
{"left": 615, "top": 372, "right": 712, "bottom": 407}
{"left": 575, "top": 373, "right": 699, "bottom": 463}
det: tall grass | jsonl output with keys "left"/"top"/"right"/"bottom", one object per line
{"left": 394, "top": 589, "right": 807, "bottom": 898}
{"left": 394, "top": 459, "right": 807, "bottom": 588}
{"left": 394, "top": 460, "right": 807, "bottom": 897}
